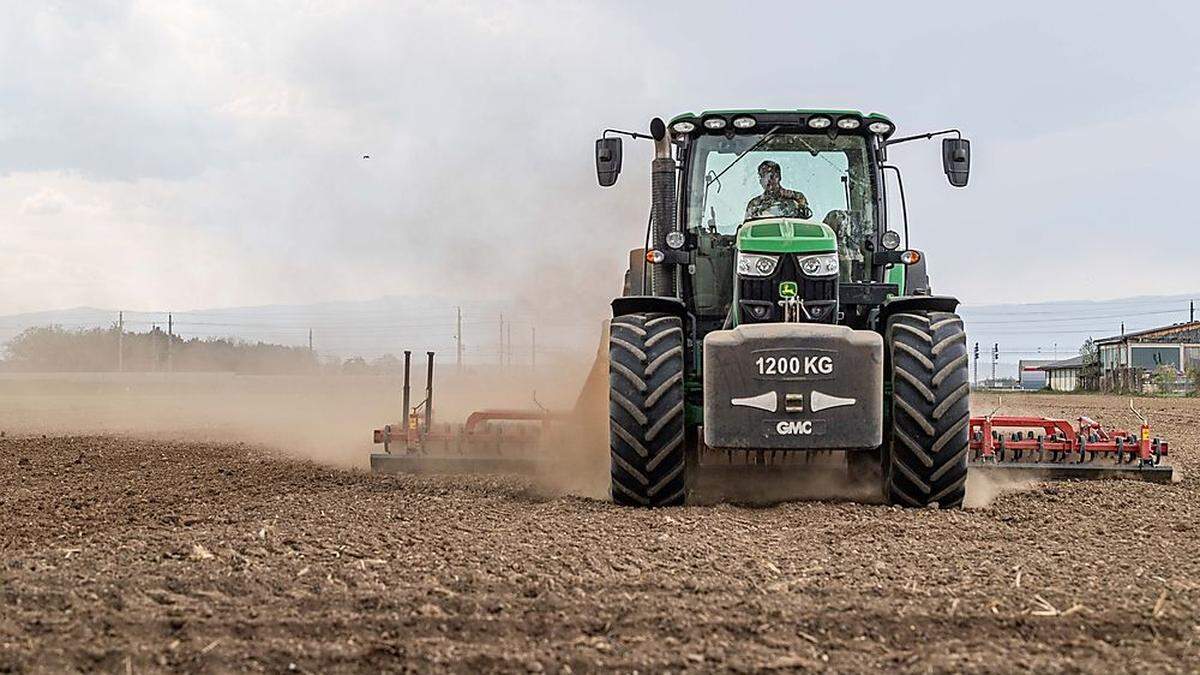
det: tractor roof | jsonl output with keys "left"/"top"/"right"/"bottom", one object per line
{"left": 669, "top": 109, "right": 896, "bottom": 138}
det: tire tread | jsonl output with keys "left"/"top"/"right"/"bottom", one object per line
{"left": 886, "top": 310, "right": 970, "bottom": 509}
{"left": 609, "top": 313, "right": 688, "bottom": 507}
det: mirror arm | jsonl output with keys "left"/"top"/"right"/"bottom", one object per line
{"left": 884, "top": 128, "right": 961, "bottom": 148}
{"left": 881, "top": 165, "right": 910, "bottom": 251}
{"left": 603, "top": 128, "right": 654, "bottom": 141}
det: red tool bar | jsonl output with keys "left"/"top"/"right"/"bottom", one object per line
{"left": 969, "top": 414, "right": 1168, "bottom": 464}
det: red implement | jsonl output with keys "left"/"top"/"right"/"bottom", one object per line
{"left": 967, "top": 400, "right": 1175, "bottom": 483}
{"left": 371, "top": 408, "right": 567, "bottom": 474}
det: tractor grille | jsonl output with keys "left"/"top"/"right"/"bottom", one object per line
{"left": 738, "top": 254, "right": 838, "bottom": 324}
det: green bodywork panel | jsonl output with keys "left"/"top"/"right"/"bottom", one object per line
{"left": 737, "top": 218, "right": 837, "bottom": 254}
{"left": 885, "top": 263, "right": 906, "bottom": 293}
{"left": 729, "top": 219, "right": 838, "bottom": 328}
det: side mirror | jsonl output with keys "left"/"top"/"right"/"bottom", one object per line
{"left": 942, "top": 138, "right": 971, "bottom": 187}
{"left": 595, "top": 137, "right": 622, "bottom": 187}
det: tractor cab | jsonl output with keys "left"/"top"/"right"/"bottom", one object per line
{"left": 678, "top": 111, "right": 934, "bottom": 333}
{"left": 597, "top": 109, "right": 970, "bottom": 336}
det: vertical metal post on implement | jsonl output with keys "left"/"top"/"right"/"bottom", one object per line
{"left": 402, "top": 350, "right": 412, "bottom": 441}
{"left": 1130, "top": 399, "right": 1153, "bottom": 465}
{"left": 424, "top": 351, "right": 435, "bottom": 433}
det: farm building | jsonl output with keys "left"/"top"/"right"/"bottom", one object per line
{"left": 1039, "top": 355, "right": 1085, "bottom": 392}
{"left": 1017, "top": 359, "right": 1053, "bottom": 389}
{"left": 1095, "top": 321, "right": 1200, "bottom": 375}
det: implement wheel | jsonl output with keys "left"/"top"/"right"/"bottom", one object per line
{"left": 884, "top": 311, "right": 970, "bottom": 509}
{"left": 608, "top": 313, "right": 688, "bottom": 507}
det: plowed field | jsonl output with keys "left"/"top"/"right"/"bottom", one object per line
{"left": 2, "top": 392, "right": 1197, "bottom": 673}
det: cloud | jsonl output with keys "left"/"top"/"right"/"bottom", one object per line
{"left": 0, "top": 2, "right": 671, "bottom": 315}
{"left": 0, "top": 0, "right": 1198, "bottom": 319}
{"left": 19, "top": 187, "right": 69, "bottom": 215}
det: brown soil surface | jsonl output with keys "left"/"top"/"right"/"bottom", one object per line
{"left": 2, "top": 393, "right": 1198, "bottom": 673}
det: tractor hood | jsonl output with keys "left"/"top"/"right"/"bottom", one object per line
{"left": 736, "top": 218, "right": 837, "bottom": 254}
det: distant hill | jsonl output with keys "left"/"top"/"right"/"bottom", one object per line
{"left": 2, "top": 292, "right": 1195, "bottom": 375}
{"left": 0, "top": 295, "right": 600, "bottom": 367}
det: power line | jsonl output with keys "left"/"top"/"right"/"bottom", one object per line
{"left": 965, "top": 307, "right": 1189, "bottom": 325}
{"left": 961, "top": 296, "right": 1200, "bottom": 315}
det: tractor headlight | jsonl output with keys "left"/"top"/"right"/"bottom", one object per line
{"left": 836, "top": 117, "right": 861, "bottom": 130}
{"left": 671, "top": 120, "right": 696, "bottom": 134}
{"left": 868, "top": 120, "right": 893, "bottom": 135}
{"left": 797, "top": 253, "right": 839, "bottom": 277}
{"left": 881, "top": 230, "right": 902, "bottom": 250}
{"left": 736, "top": 252, "right": 779, "bottom": 277}
{"left": 807, "top": 116, "right": 832, "bottom": 130}
{"left": 732, "top": 116, "right": 757, "bottom": 129}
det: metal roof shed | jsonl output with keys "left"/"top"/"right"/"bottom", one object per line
{"left": 1094, "top": 321, "right": 1200, "bottom": 375}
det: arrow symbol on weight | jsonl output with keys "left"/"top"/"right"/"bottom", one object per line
{"left": 730, "top": 391, "right": 777, "bottom": 413}
{"left": 810, "top": 390, "right": 856, "bottom": 412}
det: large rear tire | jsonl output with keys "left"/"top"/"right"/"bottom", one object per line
{"left": 885, "top": 311, "right": 970, "bottom": 508}
{"left": 608, "top": 313, "right": 688, "bottom": 507}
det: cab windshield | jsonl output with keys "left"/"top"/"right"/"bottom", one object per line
{"left": 686, "top": 132, "right": 878, "bottom": 276}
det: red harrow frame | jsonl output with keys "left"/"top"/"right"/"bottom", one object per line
{"left": 967, "top": 400, "right": 1175, "bottom": 483}
{"left": 371, "top": 408, "right": 566, "bottom": 473}
{"left": 369, "top": 350, "right": 566, "bottom": 474}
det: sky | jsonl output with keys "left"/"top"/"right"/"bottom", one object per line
{"left": 2, "top": 0, "right": 1199, "bottom": 319}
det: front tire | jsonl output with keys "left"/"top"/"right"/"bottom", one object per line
{"left": 608, "top": 313, "right": 687, "bottom": 507}
{"left": 885, "top": 311, "right": 970, "bottom": 508}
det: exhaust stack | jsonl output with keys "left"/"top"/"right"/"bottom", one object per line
{"left": 649, "top": 117, "right": 677, "bottom": 297}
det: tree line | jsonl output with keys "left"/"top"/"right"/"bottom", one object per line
{"left": 2, "top": 325, "right": 318, "bottom": 374}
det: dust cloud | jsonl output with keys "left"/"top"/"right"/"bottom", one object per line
{"left": 0, "top": 356, "right": 601, "bottom": 472}
{"left": 0, "top": 247, "right": 623, "bottom": 491}
{"left": 964, "top": 470, "right": 1039, "bottom": 508}
{"left": 689, "top": 458, "right": 885, "bottom": 506}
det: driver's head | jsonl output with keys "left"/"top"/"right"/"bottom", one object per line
{"left": 757, "top": 160, "right": 781, "bottom": 190}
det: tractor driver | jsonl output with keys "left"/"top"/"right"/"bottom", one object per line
{"left": 745, "top": 160, "right": 813, "bottom": 221}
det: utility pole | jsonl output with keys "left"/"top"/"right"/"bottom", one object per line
{"left": 167, "top": 313, "right": 173, "bottom": 372}
{"left": 1191, "top": 301, "right": 1195, "bottom": 323}
{"left": 991, "top": 342, "right": 998, "bottom": 387}
{"left": 498, "top": 313, "right": 504, "bottom": 368}
{"left": 507, "top": 324, "right": 512, "bottom": 366}
{"left": 117, "top": 311, "right": 124, "bottom": 372}
{"left": 308, "top": 328, "right": 313, "bottom": 353}
{"left": 456, "top": 306, "right": 463, "bottom": 372}
{"left": 973, "top": 342, "right": 979, "bottom": 387}
{"left": 531, "top": 327, "right": 536, "bottom": 370}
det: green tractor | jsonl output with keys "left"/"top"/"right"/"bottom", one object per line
{"left": 594, "top": 109, "right": 973, "bottom": 508}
